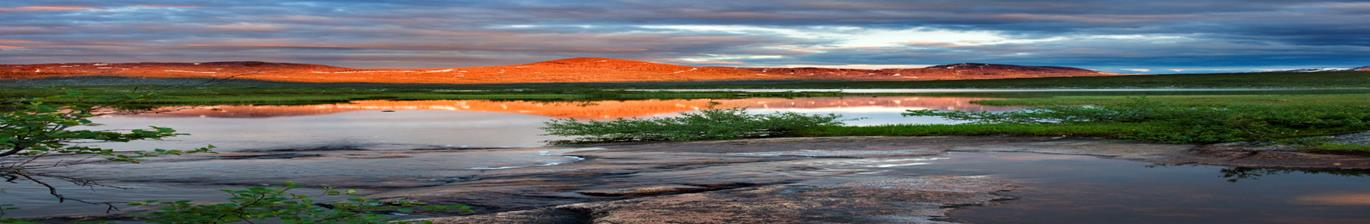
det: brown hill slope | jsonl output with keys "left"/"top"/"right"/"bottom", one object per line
{"left": 1356, "top": 66, "right": 1370, "bottom": 72}
{"left": 0, "top": 57, "right": 1114, "bottom": 84}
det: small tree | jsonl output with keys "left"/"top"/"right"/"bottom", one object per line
{"left": 1, "top": 98, "right": 211, "bottom": 172}
{"left": 1, "top": 95, "right": 212, "bottom": 216}
{"left": 1, "top": 95, "right": 467, "bottom": 222}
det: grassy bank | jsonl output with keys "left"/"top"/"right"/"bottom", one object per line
{"left": 546, "top": 93, "right": 1370, "bottom": 152}
{"left": 5, "top": 72, "right": 1370, "bottom": 107}
{"left": 801, "top": 94, "right": 1370, "bottom": 152}
{"left": 8, "top": 73, "right": 1370, "bottom": 152}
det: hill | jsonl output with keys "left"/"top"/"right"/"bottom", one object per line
{"left": 0, "top": 57, "right": 1114, "bottom": 84}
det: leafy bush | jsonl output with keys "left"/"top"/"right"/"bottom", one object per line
{"left": 544, "top": 109, "right": 843, "bottom": 143}
{"left": 902, "top": 98, "right": 1370, "bottom": 143}
{"left": 131, "top": 182, "right": 471, "bottom": 224}
{"left": 1, "top": 96, "right": 213, "bottom": 171}
{"left": 1, "top": 94, "right": 215, "bottom": 220}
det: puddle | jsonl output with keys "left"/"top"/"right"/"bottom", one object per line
{"left": 913, "top": 152, "right": 1370, "bottom": 223}
{"left": 1, "top": 147, "right": 596, "bottom": 218}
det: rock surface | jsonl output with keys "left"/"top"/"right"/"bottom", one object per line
{"left": 421, "top": 176, "right": 1012, "bottom": 224}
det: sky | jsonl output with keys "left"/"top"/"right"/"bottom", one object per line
{"left": 2, "top": 1, "right": 1369, "bottom": 74}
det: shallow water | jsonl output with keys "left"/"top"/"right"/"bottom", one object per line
{"left": 930, "top": 152, "right": 1370, "bottom": 224}
{"left": 13, "top": 96, "right": 1368, "bottom": 222}
{"left": 88, "top": 97, "right": 1009, "bottom": 151}
{"left": 4, "top": 151, "right": 1368, "bottom": 221}
{"left": 0, "top": 147, "right": 590, "bottom": 218}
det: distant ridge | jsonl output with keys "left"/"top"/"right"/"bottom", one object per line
{"left": 1264, "top": 66, "right": 1370, "bottom": 73}
{"left": 0, "top": 57, "right": 1115, "bottom": 84}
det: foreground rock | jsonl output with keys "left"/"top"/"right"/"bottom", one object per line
{"left": 420, "top": 176, "right": 1011, "bottom": 224}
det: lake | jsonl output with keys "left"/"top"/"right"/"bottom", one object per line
{"left": 5, "top": 96, "right": 1368, "bottom": 223}
{"left": 87, "top": 96, "right": 1012, "bottom": 151}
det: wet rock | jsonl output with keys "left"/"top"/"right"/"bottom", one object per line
{"left": 420, "top": 175, "right": 1014, "bottom": 224}
{"left": 577, "top": 184, "right": 711, "bottom": 197}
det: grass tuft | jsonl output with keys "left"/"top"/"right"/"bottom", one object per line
{"left": 543, "top": 109, "right": 842, "bottom": 144}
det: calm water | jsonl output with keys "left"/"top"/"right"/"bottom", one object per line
{"left": 88, "top": 96, "right": 1011, "bottom": 151}
{"left": 1, "top": 147, "right": 589, "bottom": 218}
{"left": 22, "top": 151, "right": 1362, "bottom": 222}
{"left": 934, "top": 152, "right": 1370, "bottom": 224}
{"left": 8, "top": 97, "right": 1369, "bottom": 222}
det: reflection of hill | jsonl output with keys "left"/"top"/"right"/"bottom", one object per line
{"left": 137, "top": 97, "right": 1012, "bottom": 119}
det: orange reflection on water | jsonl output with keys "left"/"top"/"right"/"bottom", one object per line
{"left": 1294, "top": 193, "right": 1370, "bottom": 206}
{"left": 138, "top": 97, "right": 1011, "bottom": 119}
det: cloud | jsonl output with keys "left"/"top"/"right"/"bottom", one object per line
{"left": 0, "top": 5, "right": 91, "bottom": 13}
{"left": 206, "top": 23, "right": 287, "bottom": 32}
{"left": 1, "top": 0, "right": 1369, "bottom": 70}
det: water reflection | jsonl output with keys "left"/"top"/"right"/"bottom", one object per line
{"left": 939, "top": 152, "right": 1370, "bottom": 223}
{"left": 89, "top": 97, "right": 1011, "bottom": 151}
{"left": 132, "top": 97, "right": 1011, "bottom": 119}
{"left": 1218, "top": 167, "right": 1370, "bottom": 182}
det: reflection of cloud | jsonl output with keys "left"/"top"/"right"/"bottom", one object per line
{"left": 1294, "top": 193, "right": 1370, "bottom": 206}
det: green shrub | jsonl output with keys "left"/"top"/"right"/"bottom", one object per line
{"left": 544, "top": 109, "right": 843, "bottom": 143}
{"left": 131, "top": 182, "right": 470, "bottom": 224}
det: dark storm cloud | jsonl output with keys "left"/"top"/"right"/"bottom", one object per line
{"left": 1, "top": 0, "right": 1368, "bottom": 72}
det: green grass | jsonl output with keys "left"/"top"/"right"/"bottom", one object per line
{"left": 3, "top": 71, "right": 1369, "bottom": 106}
{"left": 1306, "top": 143, "right": 1370, "bottom": 154}
{"left": 803, "top": 95, "right": 1370, "bottom": 149}
{"left": 973, "top": 93, "right": 1370, "bottom": 107}
{"left": 8, "top": 73, "right": 1370, "bottom": 152}
{"left": 796, "top": 123, "right": 1155, "bottom": 138}
{"left": 541, "top": 92, "right": 1370, "bottom": 152}
{"left": 544, "top": 109, "right": 842, "bottom": 144}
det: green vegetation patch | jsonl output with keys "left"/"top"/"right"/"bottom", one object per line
{"left": 810, "top": 96, "right": 1370, "bottom": 147}
{"left": 544, "top": 109, "right": 843, "bottom": 144}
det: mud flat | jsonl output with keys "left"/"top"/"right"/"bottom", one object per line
{"left": 18, "top": 136, "right": 1370, "bottom": 223}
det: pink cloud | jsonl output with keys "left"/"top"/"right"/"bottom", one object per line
{"left": 206, "top": 23, "right": 287, "bottom": 32}
{"left": 0, "top": 5, "right": 92, "bottom": 13}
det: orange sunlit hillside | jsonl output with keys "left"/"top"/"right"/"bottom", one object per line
{"left": 1, "top": 57, "right": 1115, "bottom": 84}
